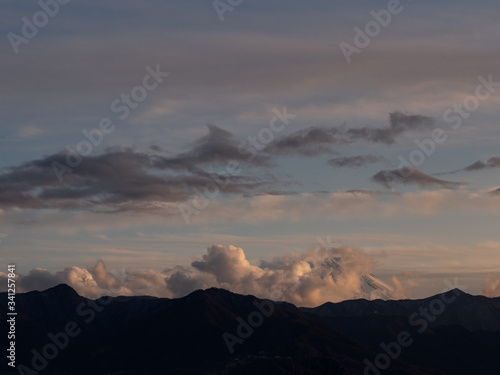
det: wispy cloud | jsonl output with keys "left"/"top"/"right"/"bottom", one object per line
{"left": 438, "top": 157, "right": 500, "bottom": 175}
{"left": 0, "top": 146, "right": 276, "bottom": 212}
{"left": 0, "top": 112, "right": 435, "bottom": 213}
{"left": 18, "top": 125, "right": 43, "bottom": 138}
{"left": 264, "top": 112, "right": 434, "bottom": 157}
{"left": 372, "top": 168, "right": 461, "bottom": 190}
{"left": 155, "top": 124, "right": 270, "bottom": 171}
{"left": 328, "top": 155, "right": 386, "bottom": 168}
{"left": 483, "top": 273, "right": 500, "bottom": 297}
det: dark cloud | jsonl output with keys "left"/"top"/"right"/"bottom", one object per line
{"left": 164, "top": 267, "right": 207, "bottom": 298}
{"left": 0, "top": 146, "right": 276, "bottom": 212}
{"left": 372, "top": 167, "right": 461, "bottom": 190}
{"left": 345, "top": 112, "right": 434, "bottom": 145}
{"left": 265, "top": 112, "right": 434, "bottom": 157}
{"left": 439, "top": 157, "right": 500, "bottom": 175}
{"left": 149, "top": 144, "right": 167, "bottom": 153}
{"left": 490, "top": 188, "right": 500, "bottom": 196}
{"left": 0, "top": 115, "right": 434, "bottom": 212}
{"left": 264, "top": 126, "right": 342, "bottom": 157}
{"left": 328, "top": 155, "right": 386, "bottom": 168}
{"left": 154, "top": 124, "right": 270, "bottom": 171}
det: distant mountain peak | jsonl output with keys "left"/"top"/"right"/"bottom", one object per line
{"left": 449, "top": 288, "right": 466, "bottom": 295}
{"left": 49, "top": 283, "right": 77, "bottom": 291}
{"left": 28, "top": 283, "right": 83, "bottom": 302}
{"left": 46, "top": 283, "right": 79, "bottom": 294}
{"left": 323, "top": 256, "right": 396, "bottom": 300}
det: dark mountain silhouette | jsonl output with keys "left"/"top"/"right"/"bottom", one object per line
{"left": 302, "top": 289, "right": 500, "bottom": 374}
{"left": 1, "top": 285, "right": 499, "bottom": 374}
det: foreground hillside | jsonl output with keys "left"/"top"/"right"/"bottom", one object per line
{"left": 1, "top": 285, "right": 499, "bottom": 374}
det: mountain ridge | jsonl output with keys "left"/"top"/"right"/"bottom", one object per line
{"left": 1, "top": 285, "right": 499, "bottom": 374}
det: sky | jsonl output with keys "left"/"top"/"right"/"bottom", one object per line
{"left": 1, "top": 0, "right": 500, "bottom": 306}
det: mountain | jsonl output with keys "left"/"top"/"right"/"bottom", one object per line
{"left": 325, "top": 256, "right": 395, "bottom": 299}
{"left": 301, "top": 288, "right": 500, "bottom": 331}
{"left": 300, "top": 289, "right": 500, "bottom": 374}
{"left": 1, "top": 285, "right": 499, "bottom": 374}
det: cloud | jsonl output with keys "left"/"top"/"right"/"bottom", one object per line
{"left": 5, "top": 16, "right": 498, "bottom": 122}
{"left": 7, "top": 266, "right": 101, "bottom": 297}
{"left": 349, "top": 112, "right": 435, "bottom": 145}
{"left": 328, "top": 155, "right": 386, "bottom": 168}
{"left": 0, "top": 114, "right": 432, "bottom": 212}
{"left": 180, "top": 187, "right": 500, "bottom": 225}
{"left": 438, "top": 157, "right": 500, "bottom": 175}
{"left": 192, "top": 245, "right": 265, "bottom": 284}
{"left": 482, "top": 274, "right": 500, "bottom": 297}
{"left": 372, "top": 167, "right": 461, "bottom": 190}
{"left": 0, "top": 142, "right": 278, "bottom": 211}
{"left": 0, "top": 260, "right": 170, "bottom": 299}
{"left": 18, "top": 126, "right": 43, "bottom": 138}
{"left": 464, "top": 158, "right": 500, "bottom": 171}
{"left": 264, "top": 112, "right": 434, "bottom": 157}
{"left": 13, "top": 268, "right": 64, "bottom": 292}
{"left": 490, "top": 188, "right": 500, "bottom": 195}
{"left": 263, "top": 126, "right": 342, "bottom": 157}
{"left": 389, "top": 272, "right": 420, "bottom": 299}
{"left": 4, "top": 186, "right": 499, "bottom": 233}
{"left": 163, "top": 266, "right": 210, "bottom": 298}
{"left": 0, "top": 244, "right": 410, "bottom": 307}
{"left": 155, "top": 124, "right": 270, "bottom": 171}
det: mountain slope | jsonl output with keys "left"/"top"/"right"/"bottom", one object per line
{"left": 1, "top": 285, "right": 499, "bottom": 374}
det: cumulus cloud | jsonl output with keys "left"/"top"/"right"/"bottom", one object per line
{"left": 328, "top": 155, "right": 386, "bottom": 168}
{"left": 164, "top": 266, "right": 211, "bottom": 298}
{"left": 8, "top": 266, "right": 101, "bottom": 297}
{"left": 482, "top": 274, "right": 500, "bottom": 297}
{"left": 192, "top": 245, "right": 264, "bottom": 284}
{"left": 0, "top": 245, "right": 411, "bottom": 307}
{"left": 389, "top": 272, "right": 420, "bottom": 299}
{"left": 264, "top": 112, "right": 434, "bottom": 157}
{"left": 0, "top": 260, "right": 170, "bottom": 299}
{"left": 372, "top": 167, "right": 461, "bottom": 190}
